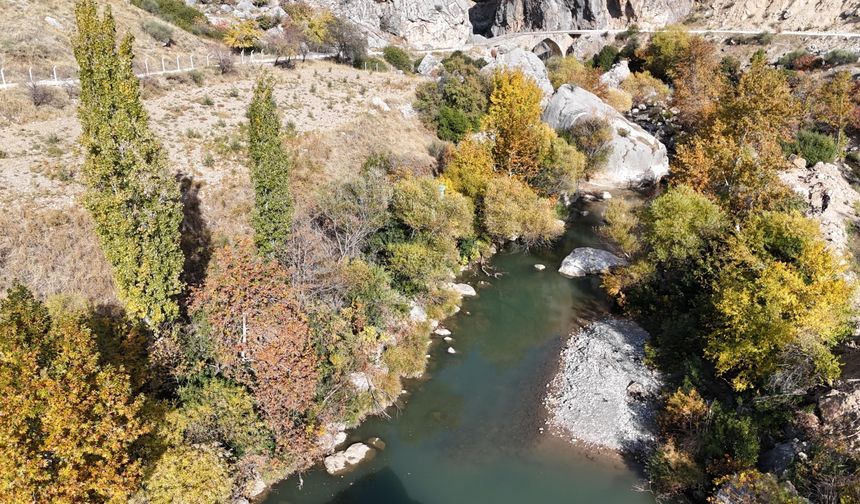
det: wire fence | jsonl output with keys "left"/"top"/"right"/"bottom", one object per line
{"left": 0, "top": 49, "right": 335, "bottom": 91}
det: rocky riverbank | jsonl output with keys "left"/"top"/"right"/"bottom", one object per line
{"left": 545, "top": 318, "right": 662, "bottom": 455}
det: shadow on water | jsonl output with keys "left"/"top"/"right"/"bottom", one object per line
{"left": 328, "top": 468, "right": 423, "bottom": 504}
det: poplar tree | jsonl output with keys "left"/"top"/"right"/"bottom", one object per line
{"left": 73, "top": 0, "right": 184, "bottom": 327}
{"left": 247, "top": 74, "right": 293, "bottom": 255}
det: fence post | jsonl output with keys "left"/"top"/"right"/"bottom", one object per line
{"left": 1, "top": 68, "right": 5, "bottom": 86}
{"left": 161, "top": 57, "right": 166, "bottom": 72}
{"left": 189, "top": 55, "right": 194, "bottom": 69}
{"left": 176, "top": 55, "right": 180, "bottom": 71}
{"left": 206, "top": 54, "right": 212, "bottom": 67}
{"left": 241, "top": 49, "right": 245, "bottom": 64}
{"left": 144, "top": 58, "right": 150, "bottom": 75}
{"left": 52, "top": 66, "right": 58, "bottom": 82}
{"left": 28, "top": 67, "right": 33, "bottom": 83}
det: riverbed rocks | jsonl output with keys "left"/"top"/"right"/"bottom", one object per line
{"left": 324, "top": 442, "right": 377, "bottom": 475}
{"left": 778, "top": 161, "right": 860, "bottom": 254}
{"left": 542, "top": 85, "right": 670, "bottom": 187}
{"left": 481, "top": 47, "right": 555, "bottom": 99}
{"left": 558, "top": 247, "right": 627, "bottom": 277}
{"left": 545, "top": 318, "right": 662, "bottom": 452}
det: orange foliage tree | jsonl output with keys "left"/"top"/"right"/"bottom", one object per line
{"left": 191, "top": 240, "right": 321, "bottom": 460}
{"left": 670, "top": 36, "right": 725, "bottom": 129}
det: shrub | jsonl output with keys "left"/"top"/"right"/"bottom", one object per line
{"left": 383, "top": 45, "right": 413, "bottom": 72}
{"left": 385, "top": 238, "right": 458, "bottom": 294}
{"left": 130, "top": 0, "right": 210, "bottom": 36}
{"left": 621, "top": 71, "right": 670, "bottom": 105}
{"left": 326, "top": 17, "right": 367, "bottom": 64}
{"left": 214, "top": 50, "right": 235, "bottom": 74}
{"left": 604, "top": 87, "right": 633, "bottom": 112}
{"left": 562, "top": 116, "right": 613, "bottom": 175}
{"left": 437, "top": 105, "right": 471, "bottom": 142}
{"left": 644, "top": 185, "right": 728, "bottom": 264}
{"left": 546, "top": 55, "right": 606, "bottom": 95}
{"left": 754, "top": 31, "right": 775, "bottom": 44}
{"left": 141, "top": 446, "right": 232, "bottom": 504}
{"left": 640, "top": 24, "right": 690, "bottom": 82}
{"left": 392, "top": 176, "right": 474, "bottom": 240}
{"left": 778, "top": 49, "right": 822, "bottom": 70}
{"left": 359, "top": 56, "right": 388, "bottom": 71}
{"left": 256, "top": 14, "right": 281, "bottom": 30}
{"left": 177, "top": 379, "right": 274, "bottom": 457}
{"left": 26, "top": 82, "right": 55, "bottom": 107}
{"left": 647, "top": 441, "right": 706, "bottom": 496}
{"left": 141, "top": 20, "right": 173, "bottom": 45}
{"left": 223, "top": 20, "right": 262, "bottom": 49}
{"left": 786, "top": 130, "right": 838, "bottom": 166}
{"left": 442, "top": 138, "right": 494, "bottom": 199}
{"left": 703, "top": 405, "right": 759, "bottom": 476}
{"left": 593, "top": 45, "right": 620, "bottom": 71}
{"left": 531, "top": 134, "right": 586, "bottom": 196}
{"left": 824, "top": 49, "right": 858, "bottom": 67}
{"left": 482, "top": 176, "right": 564, "bottom": 245}
{"left": 602, "top": 199, "right": 639, "bottom": 255}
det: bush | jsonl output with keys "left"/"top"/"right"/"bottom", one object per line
{"left": 383, "top": 45, "right": 413, "bottom": 72}
{"left": 482, "top": 176, "right": 564, "bottom": 245}
{"left": 824, "top": 49, "right": 858, "bottom": 66}
{"left": 141, "top": 20, "right": 174, "bottom": 45}
{"left": 130, "top": 0, "right": 211, "bottom": 36}
{"left": 437, "top": 105, "right": 471, "bottom": 142}
{"left": 562, "top": 116, "right": 613, "bottom": 175}
{"left": 326, "top": 17, "right": 367, "bottom": 64}
{"left": 621, "top": 71, "right": 670, "bottom": 105}
{"left": 141, "top": 446, "right": 232, "bottom": 504}
{"left": 703, "top": 405, "right": 760, "bottom": 476}
{"left": 442, "top": 138, "right": 494, "bottom": 199}
{"left": 359, "top": 56, "right": 388, "bottom": 71}
{"left": 603, "top": 199, "right": 639, "bottom": 255}
{"left": 223, "top": 20, "right": 262, "bottom": 49}
{"left": 641, "top": 24, "right": 690, "bottom": 82}
{"left": 604, "top": 87, "right": 633, "bottom": 112}
{"left": 593, "top": 45, "right": 620, "bottom": 71}
{"left": 778, "top": 49, "right": 823, "bottom": 70}
{"left": 392, "top": 176, "right": 474, "bottom": 240}
{"left": 255, "top": 14, "right": 281, "bottom": 30}
{"left": 546, "top": 55, "right": 606, "bottom": 95}
{"left": 647, "top": 441, "right": 706, "bottom": 496}
{"left": 786, "top": 130, "right": 838, "bottom": 165}
{"left": 385, "top": 238, "right": 458, "bottom": 295}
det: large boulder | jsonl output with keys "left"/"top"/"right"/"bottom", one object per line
{"left": 481, "top": 47, "right": 554, "bottom": 99}
{"left": 558, "top": 247, "right": 627, "bottom": 277}
{"left": 543, "top": 85, "right": 669, "bottom": 188}
{"left": 818, "top": 381, "right": 860, "bottom": 452}
{"left": 417, "top": 53, "right": 443, "bottom": 77}
{"left": 778, "top": 162, "right": 860, "bottom": 253}
{"left": 546, "top": 318, "right": 662, "bottom": 452}
{"left": 599, "top": 60, "right": 631, "bottom": 89}
{"left": 323, "top": 443, "right": 376, "bottom": 475}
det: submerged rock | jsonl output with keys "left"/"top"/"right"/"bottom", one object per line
{"left": 558, "top": 247, "right": 627, "bottom": 277}
{"left": 546, "top": 318, "right": 662, "bottom": 452}
{"left": 447, "top": 347, "right": 457, "bottom": 354}
{"left": 324, "top": 443, "right": 376, "bottom": 475}
{"left": 534, "top": 264, "right": 546, "bottom": 271}
{"left": 543, "top": 85, "right": 669, "bottom": 188}
{"left": 434, "top": 328, "right": 452, "bottom": 336}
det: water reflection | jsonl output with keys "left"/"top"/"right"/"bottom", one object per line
{"left": 328, "top": 468, "right": 422, "bottom": 504}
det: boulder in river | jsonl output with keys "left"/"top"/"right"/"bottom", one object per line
{"left": 558, "top": 247, "right": 627, "bottom": 277}
{"left": 545, "top": 318, "right": 662, "bottom": 452}
{"left": 324, "top": 443, "right": 376, "bottom": 475}
{"left": 542, "top": 85, "right": 669, "bottom": 188}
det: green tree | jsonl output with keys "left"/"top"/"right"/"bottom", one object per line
{"left": 640, "top": 24, "right": 690, "bottom": 82}
{"left": 0, "top": 285, "right": 147, "bottom": 503}
{"left": 247, "top": 74, "right": 294, "bottom": 256}
{"left": 482, "top": 176, "right": 564, "bottom": 246}
{"left": 73, "top": 0, "right": 184, "bottom": 327}
{"left": 391, "top": 176, "right": 474, "bottom": 240}
{"left": 815, "top": 70, "right": 854, "bottom": 150}
{"left": 141, "top": 446, "right": 232, "bottom": 504}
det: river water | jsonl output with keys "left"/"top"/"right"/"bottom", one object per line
{"left": 264, "top": 204, "right": 653, "bottom": 504}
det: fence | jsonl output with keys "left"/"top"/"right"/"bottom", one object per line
{"left": 0, "top": 49, "right": 333, "bottom": 91}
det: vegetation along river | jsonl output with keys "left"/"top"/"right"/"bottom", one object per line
{"left": 264, "top": 203, "right": 653, "bottom": 504}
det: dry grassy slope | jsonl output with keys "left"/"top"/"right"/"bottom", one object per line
{"left": 0, "top": 0, "right": 215, "bottom": 77}
{"left": 0, "top": 60, "right": 437, "bottom": 305}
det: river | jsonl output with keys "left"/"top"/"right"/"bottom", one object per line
{"left": 264, "top": 202, "right": 654, "bottom": 504}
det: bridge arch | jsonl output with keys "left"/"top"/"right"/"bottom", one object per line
{"left": 532, "top": 38, "right": 563, "bottom": 60}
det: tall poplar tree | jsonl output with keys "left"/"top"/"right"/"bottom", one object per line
{"left": 73, "top": 0, "right": 184, "bottom": 327}
{"left": 247, "top": 74, "right": 293, "bottom": 255}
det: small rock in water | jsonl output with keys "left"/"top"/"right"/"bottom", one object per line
{"left": 367, "top": 437, "right": 386, "bottom": 450}
{"left": 425, "top": 354, "right": 431, "bottom": 359}
{"left": 443, "top": 336, "right": 453, "bottom": 342}
{"left": 580, "top": 210, "right": 590, "bottom": 217}
{"left": 450, "top": 283, "right": 477, "bottom": 297}
{"left": 447, "top": 347, "right": 457, "bottom": 354}
{"left": 323, "top": 443, "right": 376, "bottom": 475}
{"left": 534, "top": 264, "right": 546, "bottom": 271}
{"left": 434, "top": 328, "right": 452, "bottom": 337}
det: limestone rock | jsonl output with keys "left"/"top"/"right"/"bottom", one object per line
{"left": 534, "top": 264, "right": 546, "bottom": 271}
{"left": 317, "top": 422, "right": 348, "bottom": 453}
{"left": 434, "top": 328, "right": 452, "bottom": 336}
{"left": 599, "top": 60, "right": 631, "bottom": 89}
{"left": 348, "top": 372, "right": 373, "bottom": 392}
{"left": 818, "top": 381, "right": 860, "bottom": 451}
{"left": 489, "top": 0, "right": 693, "bottom": 34}
{"left": 778, "top": 162, "right": 860, "bottom": 253}
{"left": 447, "top": 347, "right": 457, "bottom": 354}
{"left": 558, "top": 247, "right": 627, "bottom": 277}
{"left": 450, "top": 283, "right": 477, "bottom": 296}
{"left": 323, "top": 443, "right": 376, "bottom": 475}
{"left": 409, "top": 302, "right": 428, "bottom": 322}
{"left": 482, "top": 47, "right": 554, "bottom": 98}
{"left": 543, "top": 85, "right": 669, "bottom": 188}
{"left": 417, "top": 53, "right": 444, "bottom": 77}
{"left": 546, "top": 318, "right": 662, "bottom": 452}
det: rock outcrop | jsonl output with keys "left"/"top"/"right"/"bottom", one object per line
{"left": 778, "top": 161, "right": 860, "bottom": 254}
{"left": 323, "top": 442, "right": 376, "bottom": 475}
{"left": 306, "top": 0, "right": 474, "bottom": 49}
{"left": 481, "top": 47, "right": 555, "bottom": 98}
{"left": 599, "top": 60, "right": 631, "bottom": 89}
{"left": 488, "top": 0, "right": 693, "bottom": 34}
{"left": 558, "top": 247, "right": 627, "bottom": 277}
{"left": 543, "top": 84, "right": 669, "bottom": 187}
{"left": 817, "top": 381, "right": 860, "bottom": 452}
{"left": 546, "top": 318, "right": 662, "bottom": 452}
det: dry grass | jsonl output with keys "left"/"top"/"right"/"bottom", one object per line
{"left": 0, "top": 204, "right": 117, "bottom": 306}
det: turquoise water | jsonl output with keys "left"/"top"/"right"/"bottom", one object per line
{"left": 264, "top": 206, "right": 654, "bottom": 504}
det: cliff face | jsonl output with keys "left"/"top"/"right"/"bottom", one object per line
{"left": 695, "top": 0, "right": 860, "bottom": 31}
{"left": 487, "top": 0, "right": 692, "bottom": 34}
